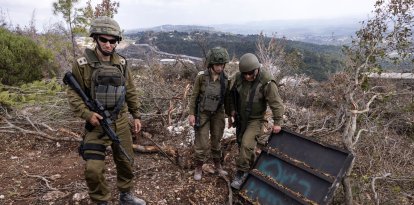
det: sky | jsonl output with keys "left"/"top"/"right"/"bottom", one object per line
{"left": 1, "top": 0, "right": 377, "bottom": 31}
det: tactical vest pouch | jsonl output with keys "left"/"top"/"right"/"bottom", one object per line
{"left": 95, "top": 84, "right": 125, "bottom": 109}
{"left": 202, "top": 94, "right": 220, "bottom": 112}
{"left": 91, "top": 64, "right": 126, "bottom": 109}
{"left": 201, "top": 81, "right": 221, "bottom": 112}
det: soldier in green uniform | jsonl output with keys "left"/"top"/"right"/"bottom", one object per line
{"left": 188, "top": 47, "right": 231, "bottom": 181}
{"left": 66, "top": 16, "right": 146, "bottom": 205}
{"left": 228, "top": 53, "right": 285, "bottom": 189}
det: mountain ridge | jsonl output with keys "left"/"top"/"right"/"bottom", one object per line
{"left": 125, "top": 17, "right": 364, "bottom": 45}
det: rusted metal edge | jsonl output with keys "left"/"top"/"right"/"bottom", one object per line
{"left": 244, "top": 169, "right": 318, "bottom": 205}
{"left": 321, "top": 152, "right": 354, "bottom": 204}
{"left": 263, "top": 147, "right": 336, "bottom": 183}
{"left": 279, "top": 128, "right": 351, "bottom": 155}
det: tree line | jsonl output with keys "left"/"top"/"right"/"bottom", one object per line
{"left": 126, "top": 30, "right": 346, "bottom": 81}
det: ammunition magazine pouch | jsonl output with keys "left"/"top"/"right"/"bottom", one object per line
{"left": 91, "top": 62, "right": 126, "bottom": 113}
{"left": 79, "top": 142, "right": 107, "bottom": 161}
{"left": 201, "top": 94, "right": 220, "bottom": 112}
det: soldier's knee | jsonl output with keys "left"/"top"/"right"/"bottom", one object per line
{"left": 85, "top": 160, "right": 104, "bottom": 179}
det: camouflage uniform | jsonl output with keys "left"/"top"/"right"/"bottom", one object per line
{"left": 188, "top": 47, "right": 231, "bottom": 180}
{"left": 66, "top": 17, "right": 144, "bottom": 204}
{"left": 231, "top": 70, "right": 284, "bottom": 171}
{"left": 189, "top": 70, "right": 229, "bottom": 161}
{"left": 230, "top": 53, "right": 284, "bottom": 189}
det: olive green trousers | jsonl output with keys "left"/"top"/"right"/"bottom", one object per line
{"left": 194, "top": 111, "right": 225, "bottom": 162}
{"left": 83, "top": 115, "right": 135, "bottom": 202}
{"left": 236, "top": 119, "right": 263, "bottom": 172}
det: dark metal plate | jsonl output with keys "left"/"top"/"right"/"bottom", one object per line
{"left": 239, "top": 128, "right": 354, "bottom": 205}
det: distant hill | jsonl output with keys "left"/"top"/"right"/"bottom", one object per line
{"left": 125, "top": 24, "right": 216, "bottom": 34}
{"left": 125, "top": 17, "right": 363, "bottom": 46}
{"left": 124, "top": 30, "right": 345, "bottom": 81}
{"left": 213, "top": 18, "right": 362, "bottom": 45}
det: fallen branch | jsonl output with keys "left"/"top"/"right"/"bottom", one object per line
{"left": 25, "top": 172, "right": 58, "bottom": 191}
{"left": 371, "top": 172, "right": 391, "bottom": 205}
{"left": 133, "top": 132, "right": 177, "bottom": 156}
{"left": 218, "top": 175, "right": 233, "bottom": 205}
{"left": 0, "top": 116, "right": 81, "bottom": 142}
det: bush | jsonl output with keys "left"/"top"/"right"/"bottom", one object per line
{"left": 0, "top": 78, "right": 63, "bottom": 108}
{"left": 0, "top": 28, "right": 55, "bottom": 85}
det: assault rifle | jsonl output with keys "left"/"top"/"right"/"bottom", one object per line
{"left": 63, "top": 71, "right": 132, "bottom": 163}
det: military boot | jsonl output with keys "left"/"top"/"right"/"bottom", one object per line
{"left": 193, "top": 161, "right": 203, "bottom": 181}
{"left": 213, "top": 158, "right": 228, "bottom": 176}
{"left": 231, "top": 170, "right": 248, "bottom": 189}
{"left": 119, "top": 192, "right": 146, "bottom": 205}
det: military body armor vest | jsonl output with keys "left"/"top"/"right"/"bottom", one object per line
{"left": 199, "top": 70, "right": 226, "bottom": 112}
{"left": 78, "top": 48, "right": 127, "bottom": 110}
{"left": 234, "top": 70, "right": 275, "bottom": 120}
{"left": 91, "top": 63, "right": 126, "bottom": 110}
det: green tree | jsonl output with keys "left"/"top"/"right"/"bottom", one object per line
{"left": 52, "top": 0, "right": 80, "bottom": 57}
{"left": 72, "top": 0, "right": 94, "bottom": 34}
{"left": 94, "top": 0, "right": 120, "bottom": 18}
{"left": 0, "top": 28, "right": 55, "bottom": 85}
{"left": 75, "top": 0, "right": 120, "bottom": 35}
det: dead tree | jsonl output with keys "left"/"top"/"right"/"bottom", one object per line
{"left": 340, "top": 0, "right": 414, "bottom": 204}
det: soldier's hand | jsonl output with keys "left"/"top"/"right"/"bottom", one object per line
{"left": 272, "top": 125, "right": 282, "bottom": 134}
{"left": 188, "top": 115, "right": 195, "bottom": 126}
{"left": 134, "top": 118, "right": 142, "bottom": 133}
{"left": 89, "top": 112, "right": 103, "bottom": 126}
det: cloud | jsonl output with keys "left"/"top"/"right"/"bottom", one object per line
{"left": 1, "top": 0, "right": 376, "bottom": 30}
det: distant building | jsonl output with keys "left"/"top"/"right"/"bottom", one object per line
{"left": 75, "top": 37, "right": 94, "bottom": 49}
{"left": 366, "top": 72, "right": 414, "bottom": 89}
{"left": 160, "top": 58, "right": 195, "bottom": 65}
{"left": 366, "top": 72, "right": 414, "bottom": 79}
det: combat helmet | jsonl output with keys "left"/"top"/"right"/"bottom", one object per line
{"left": 239, "top": 53, "right": 260, "bottom": 72}
{"left": 206, "top": 47, "right": 229, "bottom": 67}
{"left": 89, "top": 16, "right": 122, "bottom": 41}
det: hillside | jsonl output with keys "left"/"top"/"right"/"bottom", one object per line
{"left": 124, "top": 30, "right": 345, "bottom": 81}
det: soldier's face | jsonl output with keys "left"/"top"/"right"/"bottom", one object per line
{"left": 243, "top": 68, "right": 258, "bottom": 81}
{"left": 212, "top": 64, "right": 225, "bottom": 74}
{"left": 97, "top": 34, "right": 117, "bottom": 52}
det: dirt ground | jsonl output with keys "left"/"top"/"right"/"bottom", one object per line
{"left": 0, "top": 122, "right": 242, "bottom": 205}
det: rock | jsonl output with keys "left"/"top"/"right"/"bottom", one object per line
{"left": 42, "top": 190, "right": 67, "bottom": 201}
{"left": 72, "top": 192, "right": 88, "bottom": 202}
{"left": 50, "top": 174, "right": 61, "bottom": 181}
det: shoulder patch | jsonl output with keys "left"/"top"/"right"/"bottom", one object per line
{"left": 120, "top": 58, "right": 126, "bottom": 65}
{"left": 77, "top": 57, "right": 87, "bottom": 66}
{"left": 197, "top": 71, "right": 205, "bottom": 76}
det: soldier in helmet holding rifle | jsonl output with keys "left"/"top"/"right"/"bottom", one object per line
{"left": 228, "top": 53, "right": 285, "bottom": 189}
{"left": 188, "top": 47, "right": 231, "bottom": 181}
{"left": 66, "top": 16, "right": 145, "bottom": 205}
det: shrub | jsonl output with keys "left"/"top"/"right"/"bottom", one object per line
{"left": 0, "top": 78, "right": 63, "bottom": 108}
{"left": 0, "top": 28, "right": 55, "bottom": 85}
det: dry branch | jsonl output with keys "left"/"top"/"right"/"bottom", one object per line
{"left": 25, "top": 172, "right": 58, "bottom": 191}
{"left": 218, "top": 175, "right": 233, "bottom": 205}
{"left": 371, "top": 172, "right": 391, "bottom": 205}
{"left": 0, "top": 116, "right": 81, "bottom": 142}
